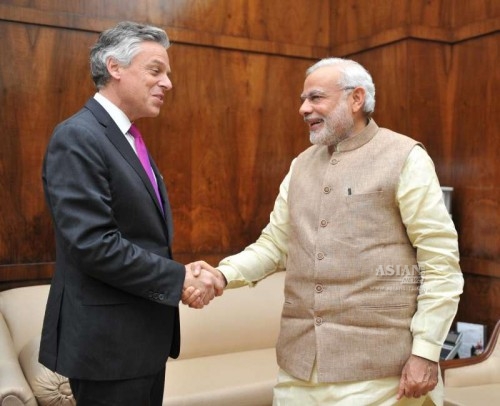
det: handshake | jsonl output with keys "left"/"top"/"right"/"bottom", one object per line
{"left": 183, "top": 261, "right": 226, "bottom": 309}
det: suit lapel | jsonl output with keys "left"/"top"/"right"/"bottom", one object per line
{"left": 84, "top": 98, "right": 168, "bottom": 224}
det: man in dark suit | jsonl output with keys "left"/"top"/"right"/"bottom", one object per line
{"left": 39, "top": 21, "right": 222, "bottom": 405}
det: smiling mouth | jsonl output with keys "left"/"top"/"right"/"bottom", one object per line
{"left": 153, "top": 94, "right": 164, "bottom": 104}
{"left": 307, "top": 118, "right": 323, "bottom": 130}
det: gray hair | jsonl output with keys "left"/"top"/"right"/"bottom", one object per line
{"left": 90, "top": 21, "right": 170, "bottom": 89}
{"left": 306, "top": 58, "right": 376, "bottom": 116}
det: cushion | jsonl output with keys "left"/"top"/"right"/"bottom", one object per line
{"left": 0, "top": 285, "right": 50, "bottom": 355}
{"left": 444, "top": 383, "right": 500, "bottom": 406}
{"left": 18, "top": 336, "right": 75, "bottom": 406}
{"left": 164, "top": 348, "right": 277, "bottom": 405}
{"left": 0, "top": 313, "right": 38, "bottom": 406}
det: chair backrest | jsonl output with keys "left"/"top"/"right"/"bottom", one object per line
{"left": 0, "top": 272, "right": 286, "bottom": 360}
{"left": 178, "top": 271, "right": 285, "bottom": 359}
{"left": 0, "top": 284, "right": 50, "bottom": 355}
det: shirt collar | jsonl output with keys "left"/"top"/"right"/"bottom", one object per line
{"left": 93, "top": 93, "right": 132, "bottom": 135}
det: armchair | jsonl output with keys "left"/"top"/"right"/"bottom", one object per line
{"left": 440, "top": 319, "right": 500, "bottom": 406}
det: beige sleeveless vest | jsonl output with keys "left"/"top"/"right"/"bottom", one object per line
{"left": 277, "top": 120, "right": 422, "bottom": 382}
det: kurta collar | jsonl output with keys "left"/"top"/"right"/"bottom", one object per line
{"left": 333, "top": 119, "right": 379, "bottom": 153}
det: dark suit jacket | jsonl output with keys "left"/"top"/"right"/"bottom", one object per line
{"left": 39, "top": 98, "right": 185, "bottom": 380}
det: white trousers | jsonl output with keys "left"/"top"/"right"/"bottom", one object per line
{"left": 273, "top": 365, "right": 443, "bottom": 406}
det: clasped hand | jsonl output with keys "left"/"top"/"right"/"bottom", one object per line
{"left": 183, "top": 261, "right": 226, "bottom": 309}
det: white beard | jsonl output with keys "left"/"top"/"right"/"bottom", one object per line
{"left": 309, "top": 98, "right": 354, "bottom": 146}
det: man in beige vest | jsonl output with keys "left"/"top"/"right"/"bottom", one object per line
{"left": 185, "top": 58, "right": 463, "bottom": 405}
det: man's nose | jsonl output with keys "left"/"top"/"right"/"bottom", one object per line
{"left": 299, "top": 99, "right": 311, "bottom": 116}
{"left": 160, "top": 74, "right": 173, "bottom": 91}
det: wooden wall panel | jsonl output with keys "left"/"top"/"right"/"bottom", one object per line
{"left": 405, "top": 40, "right": 455, "bottom": 184}
{"left": 350, "top": 41, "right": 454, "bottom": 182}
{"left": 143, "top": 44, "right": 310, "bottom": 259}
{"left": 0, "top": 22, "right": 97, "bottom": 260}
{"left": 1, "top": 0, "right": 329, "bottom": 46}
{"left": 407, "top": 0, "right": 500, "bottom": 28}
{"left": 445, "top": 0, "right": 500, "bottom": 27}
{"left": 332, "top": 0, "right": 500, "bottom": 55}
{"left": 0, "top": 3, "right": 315, "bottom": 288}
{"left": 351, "top": 44, "right": 410, "bottom": 141}
{"left": 0, "top": 1, "right": 329, "bottom": 58}
{"left": 0, "top": 21, "right": 97, "bottom": 286}
{"left": 332, "top": 0, "right": 409, "bottom": 47}
{"left": 449, "top": 34, "right": 500, "bottom": 336}
{"left": 451, "top": 32, "right": 500, "bottom": 296}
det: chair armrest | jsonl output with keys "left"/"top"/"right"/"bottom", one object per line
{"left": 0, "top": 313, "right": 37, "bottom": 405}
{"left": 18, "top": 335, "right": 75, "bottom": 405}
{"left": 440, "top": 319, "right": 500, "bottom": 386}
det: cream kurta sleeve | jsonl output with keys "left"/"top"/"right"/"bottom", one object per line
{"left": 397, "top": 146, "right": 464, "bottom": 362}
{"left": 217, "top": 161, "right": 295, "bottom": 288}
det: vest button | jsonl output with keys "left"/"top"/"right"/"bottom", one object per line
{"left": 330, "top": 159, "right": 339, "bottom": 165}
{"left": 320, "top": 219, "right": 328, "bottom": 227}
{"left": 317, "top": 252, "right": 325, "bottom": 260}
{"left": 315, "top": 284, "right": 323, "bottom": 293}
{"left": 315, "top": 317, "right": 323, "bottom": 326}
{"left": 323, "top": 186, "right": 331, "bottom": 194}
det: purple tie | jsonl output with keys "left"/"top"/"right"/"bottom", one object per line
{"left": 129, "top": 124, "right": 163, "bottom": 211}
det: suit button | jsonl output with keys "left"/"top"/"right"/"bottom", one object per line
{"left": 330, "top": 159, "right": 339, "bottom": 165}
{"left": 315, "top": 284, "right": 323, "bottom": 293}
{"left": 317, "top": 252, "right": 325, "bottom": 260}
{"left": 153, "top": 293, "right": 159, "bottom": 300}
{"left": 315, "top": 317, "right": 323, "bottom": 326}
{"left": 323, "top": 186, "right": 331, "bottom": 194}
{"left": 159, "top": 294, "right": 165, "bottom": 301}
{"left": 148, "top": 291, "right": 154, "bottom": 299}
{"left": 320, "top": 219, "right": 328, "bottom": 227}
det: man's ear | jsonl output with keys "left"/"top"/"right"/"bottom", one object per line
{"left": 350, "top": 87, "right": 366, "bottom": 114}
{"left": 107, "top": 57, "right": 122, "bottom": 80}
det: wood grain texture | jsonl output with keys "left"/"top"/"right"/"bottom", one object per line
{"left": 141, "top": 44, "right": 311, "bottom": 255}
{"left": 450, "top": 33, "right": 500, "bottom": 302}
{"left": 0, "top": 16, "right": 312, "bottom": 289}
{"left": 0, "top": 23, "right": 95, "bottom": 264}
{"left": 0, "top": 1, "right": 330, "bottom": 58}
{"left": 0, "top": 0, "right": 330, "bottom": 47}
{"left": 331, "top": 0, "right": 500, "bottom": 55}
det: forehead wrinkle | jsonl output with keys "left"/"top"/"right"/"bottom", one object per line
{"left": 148, "top": 58, "right": 166, "bottom": 67}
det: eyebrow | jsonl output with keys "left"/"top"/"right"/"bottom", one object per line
{"left": 300, "top": 90, "right": 327, "bottom": 101}
{"left": 148, "top": 59, "right": 171, "bottom": 73}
